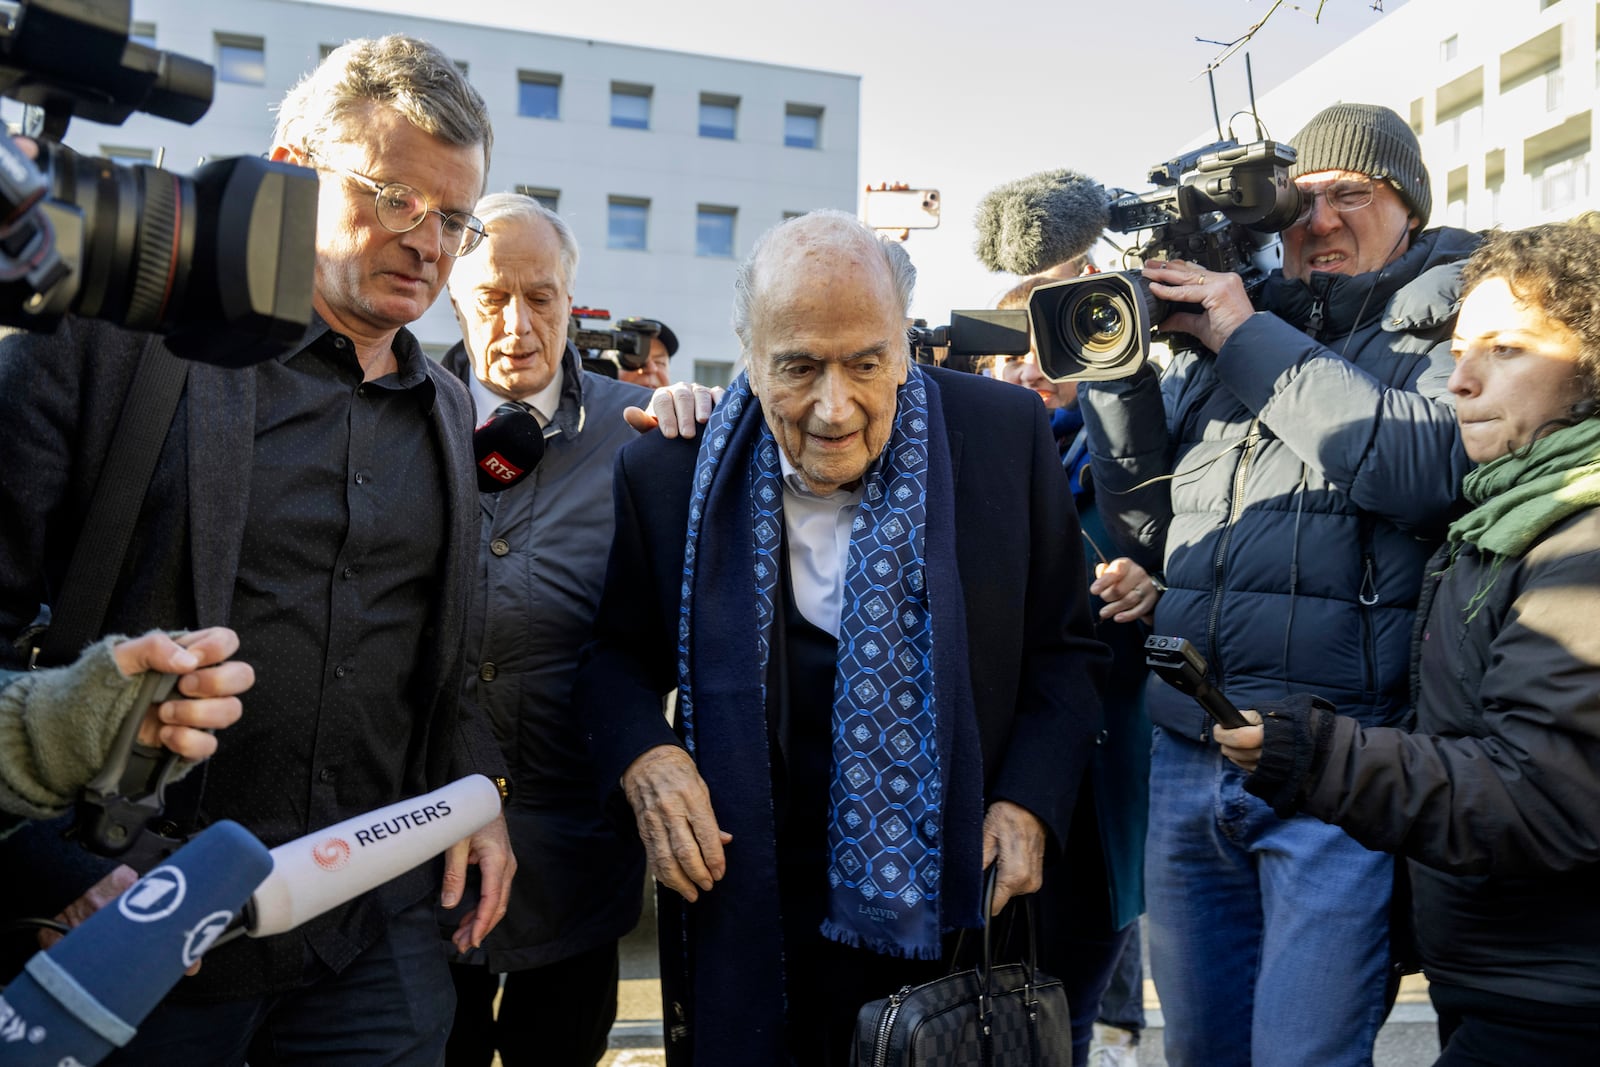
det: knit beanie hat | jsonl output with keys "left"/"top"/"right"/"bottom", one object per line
{"left": 1289, "top": 103, "right": 1431, "bottom": 227}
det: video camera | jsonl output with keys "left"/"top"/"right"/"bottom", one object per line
{"left": 920, "top": 88, "right": 1304, "bottom": 383}
{"left": 1028, "top": 137, "right": 1299, "bottom": 381}
{"left": 0, "top": 0, "right": 317, "bottom": 366}
{"left": 569, "top": 305, "right": 658, "bottom": 378}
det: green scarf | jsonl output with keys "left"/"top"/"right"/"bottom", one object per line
{"left": 1448, "top": 417, "right": 1600, "bottom": 559}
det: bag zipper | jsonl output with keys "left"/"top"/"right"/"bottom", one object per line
{"left": 872, "top": 985, "right": 914, "bottom": 1066}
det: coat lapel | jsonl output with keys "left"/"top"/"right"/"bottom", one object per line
{"left": 185, "top": 362, "right": 257, "bottom": 626}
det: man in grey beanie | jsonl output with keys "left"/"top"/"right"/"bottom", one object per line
{"left": 1079, "top": 102, "right": 1479, "bottom": 1066}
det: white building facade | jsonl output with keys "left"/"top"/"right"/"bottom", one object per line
{"left": 1256, "top": 0, "right": 1595, "bottom": 233}
{"left": 53, "top": 0, "right": 861, "bottom": 380}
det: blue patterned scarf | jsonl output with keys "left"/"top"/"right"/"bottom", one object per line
{"left": 677, "top": 365, "right": 981, "bottom": 962}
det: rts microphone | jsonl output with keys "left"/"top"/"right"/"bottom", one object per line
{"left": 473, "top": 403, "right": 546, "bottom": 492}
{"left": 244, "top": 774, "right": 502, "bottom": 939}
{"left": 0, "top": 821, "right": 272, "bottom": 1067}
{"left": 974, "top": 169, "right": 1112, "bottom": 276}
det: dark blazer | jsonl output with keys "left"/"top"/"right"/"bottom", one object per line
{"left": 577, "top": 367, "right": 1107, "bottom": 1065}
{"left": 580, "top": 364, "right": 1106, "bottom": 874}
{"left": 0, "top": 317, "right": 499, "bottom": 881}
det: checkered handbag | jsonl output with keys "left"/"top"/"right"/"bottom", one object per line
{"left": 851, "top": 874, "right": 1071, "bottom": 1066}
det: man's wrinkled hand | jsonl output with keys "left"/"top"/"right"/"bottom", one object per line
{"left": 622, "top": 382, "right": 723, "bottom": 438}
{"left": 441, "top": 812, "right": 516, "bottom": 953}
{"left": 981, "top": 800, "right": 1046, "bottom": 916}
{"left": 1143, "top": 258, "right": 1257, "bottom": 353}
{"left": 621, "top": 745, "right": 731, "bottom": 902}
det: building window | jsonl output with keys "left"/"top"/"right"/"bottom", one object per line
{"left": 514, "top": 185, "right": 560, "bottom": 212}
{"left": 130, "top": 21, "right": 157, "bottom": 47}
{"left": 518, "top": 72, "right": 562, "bottom": 120}
{"left": 699, "top": 94, "right": 738, "bottom": 139}
{"left": 785, "top": 104, "right": 822, "bottom": 149}
{"left": 611, "top": 83, "right": 651, "bottom": 130}
{"left": 1439, "top": 35, "right": 1459, "bottom": 63}
{"left": 608, "top": 197, "right": 649, "bottom": 250}
{"left": 216, "top": 34, "right": 265, "bottom": 86}
{"left": 102, "top": 145, "right": 153, "bottom": 167}
{"left": 694, "top": 360, "right": 734, "bottom": 389}
{"left": 696, "top": 205, "right": 736, "bottom": 257}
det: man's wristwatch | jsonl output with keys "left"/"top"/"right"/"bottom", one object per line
{"left": 1148, "top": 572, "right": 1169, "bottom": 594}
{"left": 491, "top": 775, "right": 513, "bottom": 808}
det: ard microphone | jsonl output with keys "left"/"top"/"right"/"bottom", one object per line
{"left": 474, "top": 403, "right": 546, "bottom": 492}
{"left": 244, "top": 775, "right": 502, "bottom": 939}
{"left": 974, "top": 169, "right": 1112, "bottom": 276}
{"left": 0, "top": 821, "right": 271, "bottom": 1067}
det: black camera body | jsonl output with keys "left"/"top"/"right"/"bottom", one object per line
{"left": 1030, "top": 138, "right": 1299, "bottom": 382}
{"left": 0, "top": 0, "right": 317, "bottom": 366}
{"left": 920, "top": 137, "right": 1301, "bottom": 385}
{"left": 569, "top": 306, "right": 658, "bottom": 376}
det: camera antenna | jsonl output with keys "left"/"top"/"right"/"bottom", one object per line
{"left": 1207, "top": 68, "right": 1224, "bottom": 143}
{"left": 1245, "top": 54, "right": 1266, "bottom": 140}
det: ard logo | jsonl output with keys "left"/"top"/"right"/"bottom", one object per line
{"left": 117, "top": 865, "right": 187, "bottom": 923}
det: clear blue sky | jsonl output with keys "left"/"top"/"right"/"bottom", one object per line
{"left": 330, "top": 0, "right": 1409, "bottom": 320}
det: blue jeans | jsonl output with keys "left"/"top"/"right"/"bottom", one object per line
{"left": 1145, "top": 728, "right": 1391, "bottom": 1067}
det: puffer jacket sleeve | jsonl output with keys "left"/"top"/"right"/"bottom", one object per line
{"left": 1290, "top": 536, "right": 1600, "bottom": 876}
{"left": 1212, "top": 312, "right": 1470, "bottom": 535}
{"left": 1078, "top": 357, "right": 1192, "bottom": 571}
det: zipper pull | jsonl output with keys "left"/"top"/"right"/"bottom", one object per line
{"left": 1306, "top": 296, "right": 1326, "bottom": 339}
{"left": 1359, "top": 552, "right": 1379, "bottom": 606}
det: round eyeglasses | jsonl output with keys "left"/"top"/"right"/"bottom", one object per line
{"left": 1293, "top": 177, "right": 1388, "bottom": 224}
{"left": 320, "top": 163, "right": 485, "bottom": 257}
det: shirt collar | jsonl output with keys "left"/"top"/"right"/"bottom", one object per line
{"left": 468, "top": 362, "right": 566, "bottom": 429}
{"left": 289, "top": 313, "right": 436, "bottom": 412}
{"left": 776, "top": 444, "right": 868, "bottom": 502}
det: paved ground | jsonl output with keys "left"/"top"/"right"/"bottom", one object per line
{"left": 597, "top": 902, "right": 1443, "bottom": 1067}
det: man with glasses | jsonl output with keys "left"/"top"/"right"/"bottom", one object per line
{"left": 1078, "top": 103, "right": 1480, "bottom": 1066}
{"left": 0, "top": 35, "right": 512, "bottom": 1064}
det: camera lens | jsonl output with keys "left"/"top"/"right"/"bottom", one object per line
{"left": 1071, "top": 293, "right": 1129, "bottom": 355}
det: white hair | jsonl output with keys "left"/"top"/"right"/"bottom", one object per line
{"left": 730, "top": 209, "right": 915, "bottom": 352}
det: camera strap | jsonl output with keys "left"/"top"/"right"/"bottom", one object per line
{"left": 36, "top": 338, "right": 190, "bottom": 667}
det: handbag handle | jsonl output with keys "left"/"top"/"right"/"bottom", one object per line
{"left": 976, "top": 866, "right": 1043, "bottom": 1022}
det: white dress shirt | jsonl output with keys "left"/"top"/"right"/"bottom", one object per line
{"left": 469, "top": 363, "right": 565, "bottom": 430}
{"left": 777, "top": 449, "right": 864, "bottom": 638}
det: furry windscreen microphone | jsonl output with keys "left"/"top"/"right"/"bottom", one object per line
{"left": 973, "top": 170, "right": 1112, "bottom": 276}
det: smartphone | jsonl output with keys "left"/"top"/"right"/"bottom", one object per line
{"left": 863, "top": 187, "right": 941, "bottom": 230}
{"left": 1143, "top": 635, "right": 1252, "bottom": 730}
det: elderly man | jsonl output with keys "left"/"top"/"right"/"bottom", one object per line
{"left": 1079, "top": 103, "right": 1480, "bottom": 1065}
{"left": 440, "top": 193, "right": 648, "bottom": 1067}
{"left": 0, "top": 35, "right": 512, "bottom": 1064}
{"left": 577, "top": 210, "right": 1106, "bottom": 1066}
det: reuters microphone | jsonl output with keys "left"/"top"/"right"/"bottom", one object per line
{"left": 474, "top": 403, "right": 546, "bottom": 493}
{"left": 244, "top": 774, "right": 502, "bottom": 938}
{"left": 0, "top": 821, "right": 271, "bottom": 1067}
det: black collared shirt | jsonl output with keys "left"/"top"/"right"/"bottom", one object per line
{"left": 190, "top": 322, "right": 446, "bottom": 996}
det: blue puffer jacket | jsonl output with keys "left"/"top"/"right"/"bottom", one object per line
{"left": 1080, "top": 226, "right": 1480, "bottom": 743}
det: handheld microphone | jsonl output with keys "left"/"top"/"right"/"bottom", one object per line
{"left": 974, "top": 170, "right": 1112, "bottom": 276}
{"left": 0, "top": 821, "right": 271, "bottom": 1067}
{"left": 473, "top": 403, "right": 546, "bottom": 492}
{"left": 244, "top": 775, "right": 502, "bottom": 939}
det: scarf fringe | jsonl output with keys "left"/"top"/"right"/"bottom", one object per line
{"left": 820, "top": 917, "right": 944, "bottom": 962}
